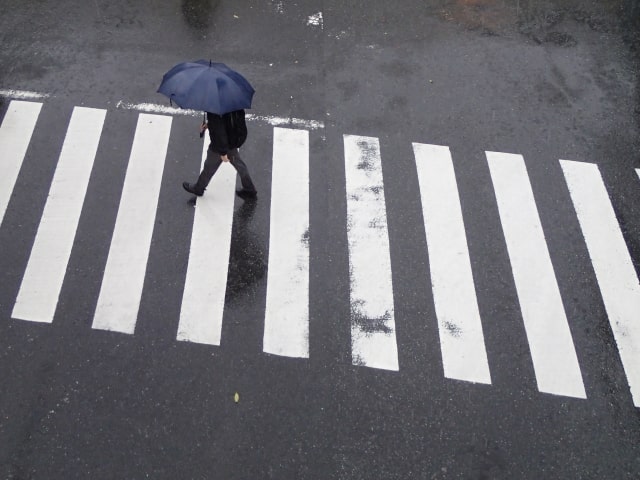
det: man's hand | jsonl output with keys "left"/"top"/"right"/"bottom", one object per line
{"left": 199, "top": 121, "right": 208, "bottom": 138}
{"left": 221, "top": 154, "right": 229, "bottom": 162}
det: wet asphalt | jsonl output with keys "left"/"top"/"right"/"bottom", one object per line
{"left": 0, "top": 0, "right": 639, "bottom": 478}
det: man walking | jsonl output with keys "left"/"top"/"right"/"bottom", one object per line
{"left": 183, "top": 109, "right": 257, "bottom": 199}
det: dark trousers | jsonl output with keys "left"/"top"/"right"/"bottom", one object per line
{"left": 194, "top": 146, "right": 256, "bottom": 194}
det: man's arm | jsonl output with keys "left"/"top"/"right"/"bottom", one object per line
{"left": 207, "top": 113, "right": 231, "bottom": 160}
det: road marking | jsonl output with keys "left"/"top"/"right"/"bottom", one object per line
{"left": 246, "top": 114, "right": 324, "bottom": 131}
{"left": 115, "top": 101, "right": 325, "bottom": 130}
{"left": 115, "top": 101, "right": 201, "bottom": 117}
{"left": 488, "top": 152, "right": 586, "bottom": 398}
{"left": 344, "top": 135, "right": 399, "bottom": 371}
{"left": 413, "top": 143, "right": 491, "bottom": 384}
{"left": 561, "top": 159, "right": 640, "bottom": 407}
{"left": 177, "top": 138, "right": 236, "bottom": 345}
{"left": 307, "top": 12, "right": 323, "bottom": 28}
{"left": 263, "top": 128, "right": 310, "bottom": 358}
{"left": 92, "top": 114, "right": 172, "bottom": 334}
{"left": 0, "top": 95, "right": 323, "bottom": 130}
{"left": 0, "top": 89, "right": 49, "bottom": 100}
{"left": 12, "top": 107, "right": 106, "bottom": 323}
{"left": 0, "top": 101, "right": 42, "bottom": 226}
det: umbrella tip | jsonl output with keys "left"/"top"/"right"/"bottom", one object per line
{"left": 209, "top": 59, "right": 212, "bottom": 67}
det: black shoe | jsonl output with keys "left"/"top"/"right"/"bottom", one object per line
{"left": 183, "top": 182, "right": 204, "bottom": 196}
{"left": 236, "top": 189, "right": 257, "bottom": 200}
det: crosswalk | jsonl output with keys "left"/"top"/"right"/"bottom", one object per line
{"left": 1, "top": 98, "right": 640, "bottom": 407}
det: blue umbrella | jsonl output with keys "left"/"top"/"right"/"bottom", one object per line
{"left": 157, "top": 60, "right": 255, "bottom": 114}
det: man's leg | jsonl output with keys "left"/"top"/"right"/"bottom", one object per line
{"left": 193, "top": 145, "right": 224, "bottom": 194}
{"left": 229, "top": 148, "right": 257, "bottom": 194}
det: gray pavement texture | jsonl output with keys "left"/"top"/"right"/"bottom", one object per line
{"left": 1, "top": 0, "right": 640, "bottom": 479}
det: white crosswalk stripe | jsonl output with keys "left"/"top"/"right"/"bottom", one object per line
{"left": 178, "top": 137, "right": 236, "bottom": 345}
{"left": 0, "top": 101, "right": 42, "bottom": 226}
{"left": 13, "top": 107, "right": 106, "bottom": 323}
{"left": 344, "top": 135, "right": 399, "bottom": 371}
{"left": 488, "top": 152, "right": 585, "bottom": 398}
{"left": 92, "top": 113, "right": 172, "bottom": 334}
{"left": 561, "top": 160, "right": 640, "bottom": 407}
{"left": 413, "top": 143, "right": 491, "bottom": 384}
{"left": 263, "top": 127, "right": 310, "bottom": 358}
{"left": 2, "top": 99, "right": 640, "bottom": 406}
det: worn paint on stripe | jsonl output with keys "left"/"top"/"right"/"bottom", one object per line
{"left": 561, "top": 159, "right": 640, "bottom": 407}
{"left": 413, "top": 143, "right": 491, "bottom": 384}
{"left": 263, "top": 127, "right": 310, "bottom": 358}
{"left": 0, "top": 101, "right": 42, "bottom": 226}
{"left": 488, "top": 152, "right": 585, "bottom": 398}
{"left": 92, "top": 114, "right": 172, "bottom": 334}
{"left": 12, "top": 107, "right": 106, "bottom": 322}
{"left": 344, "top": 135, "right": 399, "bottom": 371}
{"left": 177, "top": 138, "right": 236, "bottom": 345}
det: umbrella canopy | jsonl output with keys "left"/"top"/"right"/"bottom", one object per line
{"left": 157, "top": 60, "right": 255, "bottom": 114}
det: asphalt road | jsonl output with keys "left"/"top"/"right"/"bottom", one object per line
{"left": 1, "top": 1, "right": 639, "bottom": 478}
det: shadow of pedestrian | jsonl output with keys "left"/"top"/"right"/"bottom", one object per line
{"left": 225, "top": 198, "right": 267, "bottom": 304}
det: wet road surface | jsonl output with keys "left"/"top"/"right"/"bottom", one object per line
{"left": 0, "top": 1, "right": 639, "bottom": 478}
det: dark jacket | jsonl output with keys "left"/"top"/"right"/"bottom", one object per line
{"left": 207, "top": 110, "right": 248, "bottom": 155}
